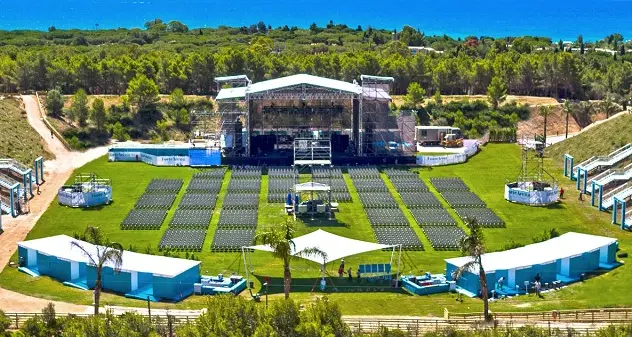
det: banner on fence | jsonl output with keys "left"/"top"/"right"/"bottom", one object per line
{"left": 416, "top": 140, "right": 480, "bottom": 167}
{"left": 504, "top": 184, "right": 558, "bottom": 205}
{"left": 58, "top": 188, "right": 112, "bottom": 207}
{"left": 108, "top": 151, "right": 189, "bottom": 166}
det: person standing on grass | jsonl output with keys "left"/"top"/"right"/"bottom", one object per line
{"left": 347, "top": 267, "right": 352, "bottom": 282}
{"left": 560, "top": 187, "right": 564, "bottom": 199}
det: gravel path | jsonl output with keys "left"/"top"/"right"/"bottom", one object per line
{"left": 0, "top": 95, "right": 107, "bottom": 312}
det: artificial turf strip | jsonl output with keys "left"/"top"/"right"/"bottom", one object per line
{"left": 1, "top": 145, "right": 632, "bottom": 316}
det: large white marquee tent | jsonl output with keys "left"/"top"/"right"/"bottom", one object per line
{"left": 243, "top": 229, "right": 402, "bottom": 285}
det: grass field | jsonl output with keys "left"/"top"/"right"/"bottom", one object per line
{"left": 0, "top": 96, "right": 53, "bottom": 164}
{"left": 1, "top": 144, "right": 630, "bottom": 316}
{"left": 547, "top": 114, "right": 632, "bottom": 163}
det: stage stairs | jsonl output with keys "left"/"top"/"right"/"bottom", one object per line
{"left": 602, "top": 181, "right": 632, "bottom": 209}
{"left": 0, "top": 159, "right": 35, "bottom": 183}
{"left": 572, "top": 144, "right": 632, "bottom": 179}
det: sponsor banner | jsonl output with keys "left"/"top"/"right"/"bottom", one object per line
{"left": 156, "top": 155, "right": 190, "bottom": 166}
{"left": 416, "top": 142, "right": 479, "bottom": 167}
{"left": 416, "top": 154, "right": 467, "bottom": 166}
{"left": 108, "top": 151, "right": 142, "bottom": 162}
{"left": 58, "top": 187, "right": 112, "bottom": 207}
{"left": 109, "top": 151, "right": 190, "bottom": 166}
{"left": 504, "top": 185, "right": 558, "bottom": 205}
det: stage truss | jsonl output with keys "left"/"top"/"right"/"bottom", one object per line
{"left": 212, "top": 74, "right": 415, "bottom": 160}
{"left": 359, "top": 75, "right": 415, "bottom": 156}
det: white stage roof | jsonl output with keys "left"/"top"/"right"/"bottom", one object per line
{"left": 215, "top": 75, "right": 250, "bottom": 82}
{"left": 215, "top": 87, "right": 247, "bottom": 100}
{"left": 445, "top": 232, "right": 617, "bottom": 273}
{"left": 248, "top": 74, "right": 361, "bottom": 95}
{"left": 216, "top": 74, "right": 362, "bottom": 100}
{"left": 18, "top": 235, "right": 200, "bottom": 278}
{"left": 247, "top": 229, "right": 393, "bottom": 264}
{"left": 294, "top": 182, "right": 330, "bottom": 192}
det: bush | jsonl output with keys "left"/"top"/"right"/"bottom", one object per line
{"left": 424, "top": 99, "right": 527, "bottom": 139}
{"left": 0, "top": 310, "right": 11, "bottom": 336}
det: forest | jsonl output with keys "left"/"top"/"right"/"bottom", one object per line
{"left": 1, "top": 20, "right": 629, "bottom": 147}
{"left": 0, "top": 21, "right": 630, "bottom": 100}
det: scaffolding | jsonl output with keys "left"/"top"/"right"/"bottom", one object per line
{"left": 359, "top": 75, "right": 413, "bottom": 156}
{"left": 247, "top": 82, "right": 358, "bottom": 158}
{"left": 198, "top": 76, "right": 251, "bottom": 156}
{"left": 294, "top": 139, "right": 332, "bottom": 166}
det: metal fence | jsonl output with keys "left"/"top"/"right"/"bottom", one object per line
{"left": 5, "top": 308, "right": 632, "bottom": 335}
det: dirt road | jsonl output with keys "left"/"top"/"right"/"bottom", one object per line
{"left": 0, "top": 95, "right": 107, "bottom": 312}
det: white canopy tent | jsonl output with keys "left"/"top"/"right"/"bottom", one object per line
{"left": 293, "top": 182, "right": 332, "bottom": 220}
{"left": 242, "top": 229, "right": 402, "bottom": 287}
{"left": 294, "top": 182, "right": 331, "bottom": 192}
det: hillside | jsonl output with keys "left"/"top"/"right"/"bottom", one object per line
{"left": 546, "top": 113, "right": 632, "bottom": 163}
{"left": 0, "top": 96, "right": 53, "bottom": 164}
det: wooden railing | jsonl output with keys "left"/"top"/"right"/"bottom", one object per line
{"left": 449, "top": 308, "right": 632, "bottom": 323}
{"left": 5, "top": 309, "right": 632, "bottom": 335}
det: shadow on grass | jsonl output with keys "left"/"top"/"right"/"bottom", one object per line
{"left": 79, "top": 200, "right": 116, "bottom": 212}
{"left": 252, "top": 274, "right": 404, "bottom": 295}
{"left": 544, "top": 201, "right": 566, "bottom": 210}
{"left": 296, "top": 213, "right": 348, "bottom": 227}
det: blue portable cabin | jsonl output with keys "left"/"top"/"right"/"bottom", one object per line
{"left": 445, "top": 232, "right": 618, "bottom": 297}
{"left": 17, "top": 235, "right": 200, "bottom": 302}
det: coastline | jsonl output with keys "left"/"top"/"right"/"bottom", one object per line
{"left": 1, "top": 0, "right": 631, "bottom": 42}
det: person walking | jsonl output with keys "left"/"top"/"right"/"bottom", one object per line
{"left": 50, "top": 129, "right": 54, "bottom": 139}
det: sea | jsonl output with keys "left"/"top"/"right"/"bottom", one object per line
{"left": 1, "top": 0, "right": 632, "bottom": 42}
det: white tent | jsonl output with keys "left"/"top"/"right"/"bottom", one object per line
{"left": 294, "top": 182, "right": 331, "bottom": 192}
{"left": 243, "top": 229, "right": 402, "bottom": 286}
{"left": 18, "top": 235, "right": 200, "bottom": 278}
{"left": 247, "top": 229, "right": 392, "bottom": 264}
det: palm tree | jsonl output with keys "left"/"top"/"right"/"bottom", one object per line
{"left": 574, "top": 101, "right": 595, "bottom": 128}
{"left": 600, "top": 93, "right": 619, "bottom": 119}
{"left": 454, "top": 218, "right": 490, "bottom": 320}
{"left": 562, "top": 100, "right": 574, "bottom": 139}
{"left": 538, "top": 105, "right": 553, "bottom": 144}
{"left": 71, "top": 226, "right": 123, "bottom": 315}
{"left": 255, "top": 218, "right": 326, "bottom": 299}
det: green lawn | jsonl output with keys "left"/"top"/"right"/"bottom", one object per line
{"left": 0, "top": 97, "right": 54, "bottom": 164}
{"left": 547, "top": 114, "right": 632, "bottom": 163}
{"left": 1, "top": 144, "right": 631, "bottom": 316}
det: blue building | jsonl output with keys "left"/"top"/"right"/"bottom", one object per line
{"left": 445, "top": 232, "right": 619, "bottom": 297}
{"left": 17, "top": 235, "right": 200, "bottom": 302}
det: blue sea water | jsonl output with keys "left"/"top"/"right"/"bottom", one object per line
{"left": 1, "top": 0, "right": 631, "bottom": 41}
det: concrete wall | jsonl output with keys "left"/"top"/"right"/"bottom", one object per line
{"left": 607, "top": 242, "right": 618, "bottom": 263}
{"left": 153, "top": 265, "right": 200, "bottom": 301}
{"left": 87, "top": 266, "right": 132, "bottom": 294}
{"left": 36, "top": 252, "right": 72, "bottom": 282}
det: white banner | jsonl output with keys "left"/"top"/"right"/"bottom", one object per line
{"left": 109, "top": 151, "right": 189, "bottom": 166}
{"left": 416, "top": 154, "right": 467, "bottom": 166}
{"left": 58, "top": 187, "right": 112, "bottom": 207}
{"left": 416, "top": 141, "right": 479, "bottom": 167}
{"left": 156, "top": 156, "right": 190, "bottom": 166}
{"left": 108, "top": 151, "right": 142, "bottom": 162}
{"left": 504, "top": 185, "right": 559, "bottom": 205}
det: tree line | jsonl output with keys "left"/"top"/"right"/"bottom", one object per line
{"left": 0, "top": 22, "right": 631, "bottom": 102}
{"left": 3, "top": 300, "right": 632, "bottom": 337}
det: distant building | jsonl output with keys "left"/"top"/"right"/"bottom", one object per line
{"left": 408, "top": 46, "right": 444, "bottom": 55}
